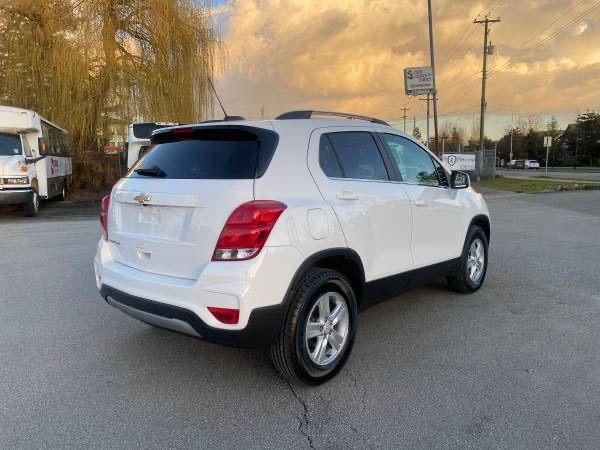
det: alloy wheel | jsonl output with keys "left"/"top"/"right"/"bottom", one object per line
{"left": 304, "top": 291, "right": 350, "bottom": 366}
{"left": 466, "top": 238, "right": 485, "bottom": 284}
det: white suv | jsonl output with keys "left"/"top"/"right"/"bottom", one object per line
{"left": 94, "top": 111, "right": 490, "bottom": 384}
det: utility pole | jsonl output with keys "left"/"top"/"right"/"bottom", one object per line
{"left": 509, "top": 129, "right": 513, "bottom": 161}
{"left": 421, "top": 94, "right": 431, "bottom": 147}
{"left": 400, "top": 107, "right": 409, "bottom": 133}
{"left": 427, "top": 0, "right": 439, "bottom": 154}
{"left": 575, "top": 125, "right": 579, "bottom": 169}
{"left": 474, "top": 16, "right": 501, "bottom": 153}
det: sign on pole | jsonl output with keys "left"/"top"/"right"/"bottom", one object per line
{"left": 442, "top": 153, "right": 476, "bottom": 171}
{"left": 404, "top": 67, "right": 435, "bottom": 96}
{"left": 544, "top": 136, "right": 552, "bottom": 173}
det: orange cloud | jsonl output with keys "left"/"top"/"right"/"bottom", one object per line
{"left": 215, "top": 0, "right": 600, "bottom": 135}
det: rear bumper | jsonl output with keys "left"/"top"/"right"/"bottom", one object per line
{"left": 100, "top": 284, "right": 286, "bottom": 348}
{"left": 94, "top": 237, "right": 304, "bottom": 347}
{"left": 0, "top": 188, "right": 32, "bottom": 205}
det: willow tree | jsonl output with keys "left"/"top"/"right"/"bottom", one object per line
{"left": 0, "top": 0, "right": 219, "bottom": 188}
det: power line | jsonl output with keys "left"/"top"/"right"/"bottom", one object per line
{"left": 487, "top": 0, "right": 600, "bottom": 77}
{"left": 437, "top": 0, "right": 501, "bottom": 76}
{"left": 440, "top": 0, "right": 599, "bottom": 103}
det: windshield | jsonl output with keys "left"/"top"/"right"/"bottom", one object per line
{"left": 0, "top": 133, "right": 22, "bottom": 156}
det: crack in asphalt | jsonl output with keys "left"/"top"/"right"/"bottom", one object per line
{"left": 280, "top": 375, "right": 315, "bottom": 449}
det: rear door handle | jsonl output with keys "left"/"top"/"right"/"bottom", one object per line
{"left": 414, "top": 200, "right": 427, "bottom": 207}
{"left": 336, "top": 191, "right": 359, "bottom": 201}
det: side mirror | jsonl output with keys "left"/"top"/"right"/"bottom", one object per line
{"left": 450, "top": 171, "right": 470, "bottom": 189}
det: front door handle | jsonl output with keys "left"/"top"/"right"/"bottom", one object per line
{"left": 414, "top": 200, "right": 427, "bottom": 207}
{"left": 336, "top": 191, "right": 359, "bottom": 201}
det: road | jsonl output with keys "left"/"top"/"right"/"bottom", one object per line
{"left": 1, "top": 191, "right": 600, "bottom": 449}
{"left": 497, "top": 168, "right": 600, "bottom": 183}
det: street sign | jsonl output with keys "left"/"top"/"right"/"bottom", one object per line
{"left": 404, "top": 66, "right": 435, "bottom": 96}
{"left": 442, "top": 153, "right": 476, "bottom": 171}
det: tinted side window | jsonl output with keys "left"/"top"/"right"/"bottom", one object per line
{"left": 319, "top": 135, "right": 343, "bottom": 178}
{"left": 381, "top": 134, "right": 439, "bottom": 186}
{"left": 327, "top": 132, "right": 388, "bottom": 181}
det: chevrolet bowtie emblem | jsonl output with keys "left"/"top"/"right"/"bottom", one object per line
{"left": 134, "top": 193, "right": 152, "bottom": 204}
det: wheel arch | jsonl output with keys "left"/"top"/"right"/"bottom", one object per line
{"left": 283, "top": 248, "right": 366, "bottom": 306}
{"left": 469, "top": 214, "right": 491, "bottom": 243}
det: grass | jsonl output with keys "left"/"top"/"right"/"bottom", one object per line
{"left": 475, "top": 177, "right": 600, "bottom": 194}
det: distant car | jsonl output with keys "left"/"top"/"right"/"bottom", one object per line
{"left": 526, "top": 160, "right": 540, "bottom": 170}
{"left": 506, "top": 159, "right": 526, "bottom": 169}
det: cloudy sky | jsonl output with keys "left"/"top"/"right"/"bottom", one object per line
{"left": 211, "top": 0, "right": 600, "bottom": 138}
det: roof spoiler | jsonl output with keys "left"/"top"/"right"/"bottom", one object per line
{"left": 275, "top": 110, "right": 389, "bottom": 126}
{"left": 200, "top": 115, "right": 246, "bottom": 124}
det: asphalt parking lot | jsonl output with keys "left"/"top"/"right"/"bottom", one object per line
{"left": 1, "top": 191, "right": 600, "bottom": 449}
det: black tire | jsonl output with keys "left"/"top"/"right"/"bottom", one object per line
{"left": 447, "top": 225, "right": 489, "bottom": 293}
{"left": 24, "top": 190, "right": 40, "bottom": 217}
{"left": 269, "top": 268, "right": 358, "bottom": 385}
{"left": 57, "top": 181, "right": 67, "bottom": 201}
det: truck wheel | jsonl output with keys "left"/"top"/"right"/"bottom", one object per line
{"left": 447, "top": 226, "right": 488, "bottom": 293}
{"left": 270, "top": 268, "right": 357, "bottom": 384}
{"left": 24, "top": 190, "right": 40, "bottom": 217}
{"left": 57, "top": 182, "right": 67, "bottom": 201}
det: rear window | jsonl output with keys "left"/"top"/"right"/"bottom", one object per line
{"left": 129, "top": 126, "right": 278, "bottom": 180}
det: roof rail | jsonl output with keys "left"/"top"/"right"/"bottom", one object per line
{"left": 275, "top": 110, "right": 389, "bottom": 126}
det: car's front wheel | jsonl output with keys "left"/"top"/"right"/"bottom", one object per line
{"left": 24, "top": 190, "right": 40, "bottom": 217}
{"left": 270, "top": 268, "right": 357, "bottom": 384}
{"left": 447, "top": 225, "right": 489, "bottom": 293}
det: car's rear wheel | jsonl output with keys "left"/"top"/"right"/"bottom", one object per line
{"left": 269, "top": 268, "right": 357, "bottom": 384}
{"left": 447, "top": 225, "right": 488, "bottom": 293}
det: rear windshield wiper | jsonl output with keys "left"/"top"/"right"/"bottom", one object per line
{"left": 134, "top": 165, "right": 167, "bottom": 178}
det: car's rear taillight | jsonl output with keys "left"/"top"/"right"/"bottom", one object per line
{"left": 100, "top": 194, "right": 111, "bottom": 240}
{"left": 212, "top": 200, "right": 287, "bottom": 261}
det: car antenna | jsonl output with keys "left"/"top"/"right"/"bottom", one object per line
{"left": 208, "top": 77, "right": 229, "bottom": 119}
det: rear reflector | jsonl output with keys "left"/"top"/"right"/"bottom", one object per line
{"left": 100, "top": 194, "right": 111, "bottom": 240}
{"left": 212, "top": 200, "right": 287, "bottom": 261}
{"left": 208, "top": 307, "right": 239, "bottom": 325}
